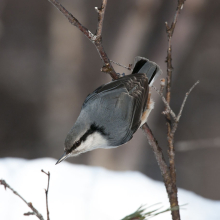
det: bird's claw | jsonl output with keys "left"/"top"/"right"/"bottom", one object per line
{"left": 112, "top": 73, "right": 125, "bottom": 81}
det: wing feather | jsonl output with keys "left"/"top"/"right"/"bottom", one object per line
{"left": 82, "top": 74, "right": 149, "bottom": 145}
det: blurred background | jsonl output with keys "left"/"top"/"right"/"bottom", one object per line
{"left": 1, "top": 0, "right": 220, "bottom": 200}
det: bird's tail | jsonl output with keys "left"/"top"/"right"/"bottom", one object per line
{"left": 132, "top": 56, "right": 162, "bottom": 85}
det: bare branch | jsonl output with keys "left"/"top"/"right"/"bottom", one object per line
{"left": 41, "top": 170, "right": 50, "bottom": 220}
{"left": 110, "top": 60, "right": 133, "bottom": 71}
{"left": 170, "top": 81, "right": 199, "bottom": 136}
{"left": 0, "top": 179, "right": 44, "bottom": 220}
{"left": 24, "top": 212, "right": 35, "bottom": 216}
{"left": 95, "top": 0, "right": 107, "bottom": 38}
{"left": 176, "top": 80, "right": 199, "bottom": 122}
{"left": 152, "top": 85, "right": 177, "bottom": 121}
{"left": 141, "top": 123, "right": 180, "bottom": 214}
{"left": 164, "top": 1, "right": 187, "bottom": 219}
{"left": 47, "top": 0, "right": 118, "bottom": 79}
{"left": 48, "top": 0, "right": 94, "bottom": 40}
{"left": 142, "top": 124, "right": 170, "bottom": 178}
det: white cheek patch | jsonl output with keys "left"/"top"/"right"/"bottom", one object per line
{"left": 92, "top": 132, "right": 109, "bottom": 148}
{"left": 76, "top": 132, "right": 109, "bottom": 152}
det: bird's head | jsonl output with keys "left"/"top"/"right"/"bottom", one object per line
{"left": 56, "top": 122, "right": 109, "bottom": 164}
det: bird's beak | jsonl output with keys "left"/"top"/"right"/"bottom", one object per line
{"left": 56, "top": 152, "right": 69, "bottom": 165}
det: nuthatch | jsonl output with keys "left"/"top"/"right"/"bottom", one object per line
{"left": 56, "top": 57, "right": 162, "bottom": 164}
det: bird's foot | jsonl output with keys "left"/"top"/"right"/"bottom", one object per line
{"left": 112, "top": 73, "right": 125, "bottom": 81}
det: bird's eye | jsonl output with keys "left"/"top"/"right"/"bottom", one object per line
{"left": 75, "top": 140, "right": 81, "bottom": 147}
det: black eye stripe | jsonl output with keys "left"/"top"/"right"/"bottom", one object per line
{"left": 66, "top": 123, "right": 108, "bottom": 154}
{"left": 75, "top": 140, "right": 81, "bottom": 146}
{"left": 66, "top": 139, "right": 81, "bottom": 154}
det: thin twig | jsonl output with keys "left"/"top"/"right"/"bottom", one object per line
{"left": 24, "top": 212, "right": 35, "bottom": 216}
{"left": 176, "top": 80, "right": 199, "bottom": 122}
{"left": 47, "top": 0, "right": 118, "bottom": 80}
{"left": 152, "top": 85, "right": 177, "bottom": 121}
{"left": 141, "top": 123, "right": 180, "bottom": 210}
{"left": 142, "top": 124, "right": 170, "bottom": 177}
{"left": 41, "top": 170, "right": 50, "bottom": 220}
{"left": 171, "top": 81, "right": 199, "bottom": 136}
{"left": 164, "top": 1, "right": 186, "bottom": 220}
{"left": 95, "top": 0, "right": 107, "bottom": 38}
{"left": 110, "top": 60, "right": 133, "bottom": 71}
{"left": 0, "top": 179, "right": 44, "bottom": 220}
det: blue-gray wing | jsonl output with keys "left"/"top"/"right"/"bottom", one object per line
{"left": 82, "top": 74, "right": 149, "bottom": 146}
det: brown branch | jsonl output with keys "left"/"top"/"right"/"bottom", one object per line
{"left": 24, "top": 212, "right": 35, "bottom": 216}
{"left": 41, "top": 170, "right": 50, "bottom": 220}
{"left": 176, "top": 80, "right": 199, "bottom": 122}
{"left": 47, "top": 0, "right": 118, "bottom": 80}
{"left": 171, "top": 81, "right": 199, "bottom": 136}
{"left": 152, "top": 79, "right": 198, "bottom": 217}
{"left": 152, "top": 85, "right": 177, "bottom": 121}
{"left": 141, "top": 123, "right": 180, "bottom": 213}
{"left": 164, "top": 1, "right": 187, "bottom": 219}
{"left": 142, "top": 124, "right": 170, "bottom": 177}
{"left": 0, "top": 179, "right": 44, "bottom": 220}
{"left": 95, "top": 0, "right": 107, "bottom": 38}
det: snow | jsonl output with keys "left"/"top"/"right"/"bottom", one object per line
{"left": 0, "top": 157, "right": 219, "bottom": 220}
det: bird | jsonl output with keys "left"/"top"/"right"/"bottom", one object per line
{"left": 56, "top": 56, "right": 162, "bottom": 164}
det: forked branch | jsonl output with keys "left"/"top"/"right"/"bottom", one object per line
{"left": 47, "top": 0, "right": 118, "bottom": 80}
{"left": 164, "top": 0, "right": 187, "bottom": 219}
{"left": 0, "top": 179, "right": 44, "bottom": 220}
{"left": 41, "top": 170, "right": 51, "bottom": 220}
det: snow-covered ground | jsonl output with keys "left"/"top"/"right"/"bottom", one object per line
{"left": 0, "top": 158, "right": 219, "bottom": 220}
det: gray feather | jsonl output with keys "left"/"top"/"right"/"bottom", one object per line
{"left": 65, "top": 57, "right": 161, "bottom": 151}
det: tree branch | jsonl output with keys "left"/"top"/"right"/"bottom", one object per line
{"left": 41, "top": 170, "right": 51, "bottom": 220}
{"left": 142, "top": 124, "right": 170, "bottom": 178}
{"left": 164, "top": 1, "right": 187, "bottom": 219}
{"left": 171, "top": 81, "right": 199, "bottom": 136}
{"left": 141, "top": 123, "right": 180, "bottom": 215}
{"left": 0, "top": 179, "right": 45, "bottom": 220}
{"left": 152, "top": 85, "right": 177, "bottom": 121}
{"left": 95, "top": 0, "right": 107, "bottom": 38}
{"left": 176, "top": 80, "right": 199, "bottom": 122}
{"left": 47, "top": 0, "right": 118, "bottom": 80}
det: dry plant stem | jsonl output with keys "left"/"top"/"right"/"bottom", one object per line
{"left": 41, "top": 170, "right": 50, "bottom": 220}
{"left": 142, "top": 124, "right": 180, "bottom": 215}
{"left": 24, "top": 212, "right": 35, "bottom": 216}
{"left": 152, "top": 80, "right": 198, "bottom": 216}
{"left": 95, "top": 0, "right": 107, "bottom": 38}
{"left": 47, "top": 0, "right": 118, "bottom": 80}
{"left": 110, "top": 60, "right": 133, "bottom": 71}
{"left": 0, "top": 179, "right": 44, "bottom": 220}
{"left": 171, "top": 81, "right": 199, "bottom": 136}
{"left": 165, "top": 1, "right": 186, "bottom": 219}
{"left": 152, "top": 85, "right": 177, "bottom": 121}
{"left": 142, "top": 124, "right": 170, "bottom": 179}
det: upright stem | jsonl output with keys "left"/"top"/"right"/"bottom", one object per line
{"left": 164, "top": 1, "right": 186, "bottom": 219}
